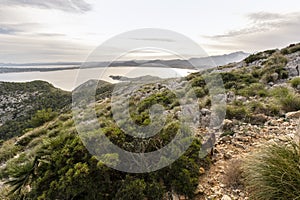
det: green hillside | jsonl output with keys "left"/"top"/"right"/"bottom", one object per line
{"left": 0, "top": 81, "right": 71, "bottom": 140}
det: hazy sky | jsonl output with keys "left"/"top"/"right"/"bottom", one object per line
{"left": 0, "top": 0, "right": 299, "bottom": 63}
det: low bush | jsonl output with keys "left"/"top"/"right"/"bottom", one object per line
{"left": 226, "top": 105, "right": 248, "bottom": 120}
{"left": 270, "top": 87, "right": 300, "bottom": 112}
{"left": 238, "top": 83, "right": 267, "bottom": 97}
{"left": 246, "top": 100, "right": 280, "bottom": 117}
{"left": 279, "top": 93, "right": 300, "bottom": 112}
{"left": 0, "top": 140, "right": 21, "bottom": 163}
{"left": 290, "top": 77, "right": 300, "bottom": 89}
{"left": 245, "top": 53, "right": 267, "bottom": 64}
{"left": 224, "top": 159, "right": 244, "bottom": 189}
{"left": 259, "top": 53, "right": 288, "bottom": 83}
{"left": 188, "top": 87, "right": 206, "bottom": 98}
{"left": 281, "top": 43, "right": 300, "bottom": 55}
{"left": 245, "top": 49, "right": 277, "bottom": 64}
{"left": 243, "top": 140, "right": 300, "bottom": 200}
{"left": 270, "top": 86, "right": 290, "bottom": 98}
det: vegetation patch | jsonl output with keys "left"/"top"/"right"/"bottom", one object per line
{"left": 289, "top": 77, "right": 300, "bottom": 89}
{"left": 243, "top": 140, "right": 300, "bottom": 200}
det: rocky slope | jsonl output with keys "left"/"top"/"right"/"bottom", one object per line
{"left": 0, "top": 81, "right": 71, "bottom": 140}
{"left": 194, "top": 114, "right": 299, "bottom": 200}
{"left": 192, "top": 43, "right": 300, "bottom": 200}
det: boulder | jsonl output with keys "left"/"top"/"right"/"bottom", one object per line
{"left": 221, "top": 195, "right": 232, "bottom": 200}
{"left": 236, "top": 95, "right": 247, "bottom": 102}
{"left": 227, "top": 91, "right": 235, "bottom": 103}
{"left": 271, "top": 72, "right": 279, "bottom": 81}
{"left": 286, "top": 110, "right": 300, "bottom": 119}
{"left": 223, "top": 119, "right": 234, "bottom": 131}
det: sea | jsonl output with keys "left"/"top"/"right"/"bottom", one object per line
{"left": 0, "top": 65, "right": 196, "bottom": 91}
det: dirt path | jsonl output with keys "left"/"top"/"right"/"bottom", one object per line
{"left": 194, "top": 117, "right": 299, "bottom": 200}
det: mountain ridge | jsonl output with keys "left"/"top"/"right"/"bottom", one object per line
{"left": 0, "top": 51, "right": 249, "bottom": 74}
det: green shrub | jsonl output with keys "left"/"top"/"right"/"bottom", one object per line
{"left": 243, "top": 140, "right": 300, "bottom": 200}
{"left": 226, "top": 105, "right": 248, "bottom": 120}
{"left": 279, "top": 93, "right": 300, "bottom": 112}
{"left": 261, "top": 56, "right": 288, "bottom": 83}
{"left": 270, "top": 86, "right": 290, "bottom": 98}
{"left": 259, "top": 53, "right": 288, "bottom": 83}
{"left": 4, "top": 107, "right": 205, "bottom": 200}
{"left": 0, "top": 140, "right": 21, "bottom": 163}
{"left": 290, "top": 77, "right": 300, "bottom": 89}
{"left": 245, "top": 53, "right": 267, "bottom": 64}
{"left": 246, "top": 100, "right": 280, "bottom": 116}
{"left": 191, "top": 76, "right": 206, "bottom": 87}
{"left": 270, "top": 87, "right": 300, "bottom": 112}
{"left": 114, "top": 177, "right": 146, "bottom": 200}
{"left": 238, "top": 83, "right": 267, "bottom": 97}
{"left": 265, "top": 103, "right": 281, "bottom": 116}
{"left": 247, "top": 101, "right": 265, "bottom": 113}
{"left": 188, "top": 87, "right": 206, "bottom": 98}
{"left": 221, "top": 71, "right": 258, "bottom": 91}
{"left": 245, "top": 49, "right": 277, "bottom": 64}
{"left": 29, "top": 108, "right": 58, "bottom": 128}
{"left": 281, "top": 43, "right": 300, "bottom": 55}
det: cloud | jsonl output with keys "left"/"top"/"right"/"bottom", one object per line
{"left": 0, "top": 34, "right": 93, "bottom": 63}
{"left": 35, "top": 33, "right": 66, "bottom": 37}
{"left": 207, "top": 27, "right": 268, "bottom": 39}
{"left": 207, "top": 12, "right": 289, "bottom": 39}
{"left": 247, "top": 12, "right": 283, "bottom": 22}
{"left": 202, "top": 12, "right": 300, "bottom": 54}
{"left": 0, "top": 26, "right": 19, "bottom": 35}
{"left": 130, "top": 38, "right": 176, "bottom": 42}
{"left": 0, "top": 0, "right": 92, "bottom": 13}
{"left": 0, "top": 23, "right": 41, "bottom": 35}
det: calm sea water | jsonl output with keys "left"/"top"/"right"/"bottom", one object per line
{"left": 0, "top": 66, "right": 196, "bottom": 91}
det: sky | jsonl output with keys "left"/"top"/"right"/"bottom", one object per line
{"left": 0, "top": 0, "right": 299, "bottom": 63}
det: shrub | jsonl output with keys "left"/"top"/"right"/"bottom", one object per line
{"left": 290, "top": 77, "right": 300, "bottom": 89}
{"left": 0, "top": 140, "right": 21, "bottom": 163}
{"left": 265, "top": 103, "right": 281, "bottom": 116}
{"left": 221, "top": 71, "right": 258, "bottom": 91}
{"left": 238, "top": 83, "right": 267, "bottom": 97}
{"left": 279, "top": 93, "right": 300, "bottom": 112}
{"left": 281, "top": 43, "right": 300, "bottom": 55}
{"left": 243, "top": 140, "right": 300, "bottom": 200}
{"left": 226, "top": 105, "right": 248, "bottom": 120}
{"left": 247, "top": 114, "right": 268, "bottom": 125}
{"left": 270, "top": 87, "right": 300, "bottom": 112}
{"left": 29, "top": 109, "right": 58, "bottom": 128}
{"left": 188, "top": 86, "right": 206, "bottom": 98}
{"left": 191, "top": 76, "right": 206, "bottom": 87}
{"left": 114, "top": 177, "right": 146, "bottom": 200}
{"left": 245, "top": 53, "right": 267, "bottom": 64}
{"left": 260, "top": 53, "right": 288, "bottom": 83}
{"left": 224, "top": 159, "right": 244, "bottom": 189}
{"left": 255, "top": 53, "right": 288, "bottom": 83}
{"left": 245, "top": 49, "right": 277, "bottom": 64}
{"left": 247, "top": 101, "right": 266, "bottom": 113}
{"left": 270, "top": 86, "right": 290, "bottom": 98}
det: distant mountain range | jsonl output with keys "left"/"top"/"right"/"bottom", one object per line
{"left": 0, "top": 51, "right": 249, "bottom": 73}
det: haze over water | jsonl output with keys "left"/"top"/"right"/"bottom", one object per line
{"left": 0, "top": 66, "right": 195, "bottom": 91}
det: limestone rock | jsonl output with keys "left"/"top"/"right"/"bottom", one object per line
{"left": 221, "top": 194, "right": 232, "bottom": 200}
{"left": 286, "top": 110, "right": 300, "bottom": 119}
{"left": 271, "top": 72, "right": 279, "bottom": 81}
{"left": 223, "top": 119, "right": 234, "bottom": 131}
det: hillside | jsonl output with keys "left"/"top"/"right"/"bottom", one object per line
{"left": 0, "top": 43, "right": 300, "bottom": 199}
{"left": 0, "top": 81, "right": 72, "bottom": 140}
